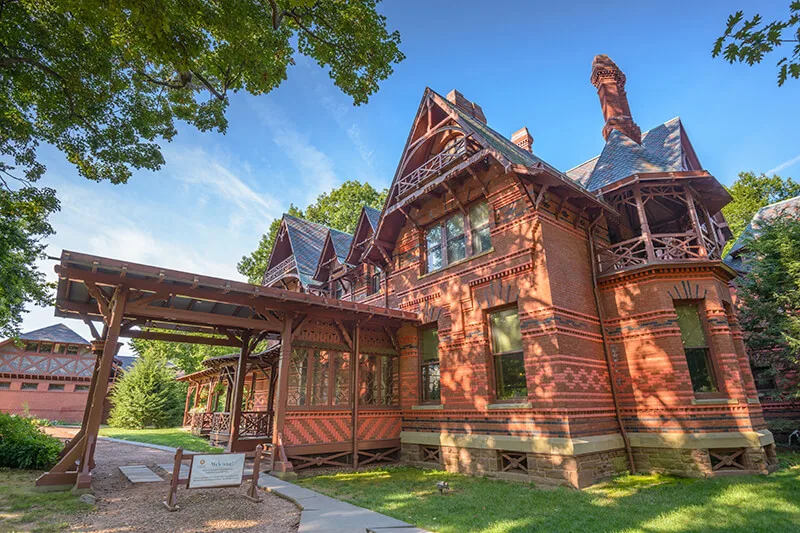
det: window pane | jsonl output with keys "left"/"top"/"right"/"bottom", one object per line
{"left": 66, "top": 345, "right": 79, "bottom": 355}
{"left": 470, "top": 201, "right": 489, "bottom": 229}
{"left": 22, "top": 383, "right": 38, "bottom": 390}
{"left": 311, "top": 350, "right": 329, "bottom": 405}
{"left": 48, "top": 384, "right": 65, "bottom": 391}
{"left": 288, "top": 349, "right": 308, "bottom": 406}
{"left": 75, "top": 384, "right": 89, "bottom": 392}
{"left": 54, "top": 344, "right": 66, "bottom": 354}
{"left": 426, "top": 225, "right": 442, "bottom": 247}
{"left": 447, "top": 235, "right": 466, "bottom": 263}
{"left": 25, "top": 342, "right": 38, "bottom": 352}
{"left": 381, "top": 356, "right": 397, "bottom": 405}
{"left": 0, "top": 382, "right": 10, "bottom": 390}
{"left": 685, "top": 348, "right": 717, "bottom": 393}
{"left": 360, "top": 356, "right": 378, "bottom": 405}
{"left": 495, "top": 352, "right": 527, "bottom": 400}
{"left": 422, "top": 362, "right": 441, "bottom": 402}
{"left": 427, "top": 246, "right": 443, "bottom": 272}
{"left": 334, "top": 353, "right": 350, "bottom": 405}
{"left": 675, "top": 304, "right": 707, "bottom": 347}
{"left": 420, "top": 328, "right": 439, "bottom": 362}
{"left": 472, "top": 226, "right": 492, "bottom": 254}
{"left": 39, "top": 343, "right": 52, "bottom": 353}
{"left": 490, "top": 308, "right": 522, "bottom": 354}
{"left": 446, "top": 213, "right": 465, "bottom": 237}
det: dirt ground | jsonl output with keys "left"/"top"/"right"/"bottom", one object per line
{"left": 51, "top": 434, "right": 299, "bottom": 533}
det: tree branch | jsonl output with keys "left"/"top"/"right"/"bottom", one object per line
{"left": 190, "top": 69, "right": 225, "bottom": 100}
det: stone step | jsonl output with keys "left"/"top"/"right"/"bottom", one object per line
{"left": 119, "top": 465, "right": 164, "bottom": 483}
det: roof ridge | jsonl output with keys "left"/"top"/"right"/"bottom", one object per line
{"left": 758, "top": 194, "right": 800, "bottom": 212}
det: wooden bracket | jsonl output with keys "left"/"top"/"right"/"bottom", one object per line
{"left": 442, "top": 181, "right": 467, "bottom": 215}
{"left": 291, "top": 314, "right": 309, "bottom": 337}
{"left": 84, "top": 281, "right": 110, "bottom": 318}
{"left": 383, "top": 326, "right": 400, "bottom": 354}
{"left": 535, "top": 184, "right": 550, "bottom": 210}
{"left": 334, "top": 319, "right": 353, "bottom": 349}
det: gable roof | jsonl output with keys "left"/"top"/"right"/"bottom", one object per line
{"left": 329, "top": 228, "right": 354, "bottom": 263}
{"left": 17, "top": 324, "right": 90, "bottom": 345}
{"left": 313, "top": 228, "right": 355, "bottom": 283}
{"left": 281, "top": 215, "right": 330, "bottom": 288}
{"left": 363, "top": 206, "right": 381, "bottom": 230}
{"left": 567, "top": 117, "right": 692, "bottom": 192}
{"left": 723, "top": 195, "right": 800, "bottom": 272}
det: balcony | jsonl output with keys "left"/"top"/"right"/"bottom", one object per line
{"left": 263, "top": 255, "right": 297, "bottom": 287}
{"left": 596, "top": 232, "right": 721, "bottom": 274}
{"left": 395, "top": 137, "right": 467, "bottom": 198}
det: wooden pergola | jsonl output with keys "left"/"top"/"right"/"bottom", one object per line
{"left": 37, "top": 250, "right": 416, "bottom": 490}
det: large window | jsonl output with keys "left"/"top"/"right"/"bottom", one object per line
{"left": 490, "top": 307, "right": 527, "bottom": 401}
{"left": 420, "top": 327, "right": 440, "bottom": 403}
{"left": 425, "top": 200, "right": 491, "bottom": 273}
{"left": 288, "top": 349, "right": 351, "bottom": 407}
{"left": 675, "top": 303, "right": 718, "bottom": 393}
{"left": 360, "top": 354, "right": 398, "bottom": 406}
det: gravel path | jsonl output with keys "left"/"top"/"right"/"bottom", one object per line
{"left": 66, "top": 439, "right": 299, "bottom": 533}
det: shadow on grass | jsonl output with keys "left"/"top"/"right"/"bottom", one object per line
{"left": 297, "top": 463, "right": 800, "bottom": 533}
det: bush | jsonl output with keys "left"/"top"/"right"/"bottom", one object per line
{"left": 0, "top": 414, "right": 62, "bottom": 469}
{"left": 108, "top": 349, "right": 184, "bottom": 429}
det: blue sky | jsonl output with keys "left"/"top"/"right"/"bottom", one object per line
{"left": 23, "top": 0, "right": 800, "bottom": 351}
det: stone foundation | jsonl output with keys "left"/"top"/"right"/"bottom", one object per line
{"left": 401, "top": 443, "right": 628, "bottom": 488}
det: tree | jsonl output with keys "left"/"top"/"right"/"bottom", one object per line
{"left": 107, "top": 345, "right": 185, "bottom": 428}
{"left": 238, "top": 180, "right": 386, "bottom": 283}
{"left": 722, "top": 171, "right": 800, "bottom": 254}
{"left": 738, "top": 216, "right": 800, "bottom": 399}
{"left": 712, "top": 3, "right": 800, "bottom": 86}
{"left": 0, "top": 186, "right": 58, "bottom": 338}
{"left": 1, "top": 0, "right": 403, "bottom": 335}
{"left": 129, "top": 337, "right": 232, "bottom": 375}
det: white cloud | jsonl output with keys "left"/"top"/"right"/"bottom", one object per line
{"left": 767, "top": 153, "right": 800, "bottom": 176}
{"left": 252, "top": 100, "right": 340, "bottom": 204}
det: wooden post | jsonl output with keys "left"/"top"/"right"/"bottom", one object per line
{"left": 633, "top": 184, "right": 656, "bottom": 262}
{"left": 183, "top": 384, "right": 194, "bottom": 426}
{"left": 246, "top": 445, "right": 264, "bottom": 502}
{"left": 351, "top": 323, "right": 361, "bottom": 468}
{"left": 271, "top": 315, "right": 294, "bottom": 476}
{"left": 228, "top": 331, "right": 252, "bottom": 451}
{"left": 164, "top": 447, "right": 184, "bottom": 511}
{"left": 684, "top": 186, "right": 708, "bottom": 258}
{"left": 74, "top": 287, "right": 128, "bottom": 489}
{"left": 206, "top": 378, "right": 218, "bottom": 413}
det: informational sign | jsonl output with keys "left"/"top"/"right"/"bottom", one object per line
{"left": 188, "top": 453, "right": 245, "bottom": 489}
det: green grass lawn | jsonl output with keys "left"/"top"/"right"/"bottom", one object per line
{"left": 0, "top": 469, "right": 91, "bottom": 533}
{"left": 98, "top": 427, "right": 222, "bottom": 453}
{"left": 298, "top": 453, "right": 800, "bottom": 533}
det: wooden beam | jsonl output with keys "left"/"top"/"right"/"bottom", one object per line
{"left": 334, "top": 320, "right": 353, "bottom": 349}
{"left": 535, "top": 184, "right": 549, "bottom": 210}
{"left": 291, "top": 314, "right": 308, "bottom": 337}
{"left": 84, "top": 281, "right": 110, "bottom": 318}
{"left": 122, "top": 330, "right": 242, "bottom": 346}
{"left": 228, "top": 331, "right": 251, "bottom": 451}
{"left": 441, "top": 181, "right": 467, "bottom": 216}
{"left": 81, "top": 314, "right": 101, "bottom": 340}
{"left": 468, "top": 167, "right": 489, "bottom": 196}
{"left": 383, "top": 326, "right": 400, "bottom": 354}
{"left": 351, "top": 323, "right": 361, "bottom": 468}
{"left": 398, "top": 205, "right": 422, "bottom": 231}
{"left": 125, "top": 304, "right": 282, "bottom": 333}
{"left": 271, "top": 315, "right": 295, "bottom": 475}
{"left": 556, "top": 195, "right": 572, "bottom": 221}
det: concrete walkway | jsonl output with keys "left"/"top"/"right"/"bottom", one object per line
{"left": 259, "top": 475, "right": 431, "bottom": 533}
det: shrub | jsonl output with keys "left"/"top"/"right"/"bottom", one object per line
{"left": 108, "top": 349, "right": 184, "bottom": 429}
{"left": 0, "top": 413, "right": 62, "bottom": 469}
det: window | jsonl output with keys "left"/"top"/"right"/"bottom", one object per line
{"left": 0, "top": 382, "right": 10, "bottom": 390}
{"left": 360, "top": 354, "right": 397, "bottom": 406}
{"left": 288, "top": 349, "right": 351, "bottom": 407}
{"left": 675, "top": 303, "right": 718, "bottom": 393}
{"left": 54, "top": 344, "right": 67, "bottom": 354}
{"left": 25, "top": 342, "right": 38, "bottom": 352}
{"left": 21, "top": 382, "right": 39, "bottom": 390}
{"left": 75, "top": 385, "right": 90, "bottom": 392}
{"left": 470, "top": 201, "right": 491, "bottom": 254}
{"left": 39, "top": 343, "right": 53, "bottom": 354}
{"left": 368, "top": 266, "right": 382, "bottom": 295}
{"left": 490, "top": 307, "right": 527, "bottom": 401}
{"left": 66, "top": 345, "right": 80, "bottom": 355}
{"left": 420, "top": 327, "right": 440, "bottom": 402}
{"left": 48, "top": 384, "right": 65, "bottom": 392}
{"left": 425, "top": 200, "right": 491, "bottom": 273}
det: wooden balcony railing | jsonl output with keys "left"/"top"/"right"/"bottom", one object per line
{"left": 263, "top": 256, "right": 297, "bottom": 286}
{"left": 396, "top": 138, "right": 467, "bottom": 198}
{"left": 211, "top": 411, "right": 231, "bottom": 434}
{"left": 596, "top": 231, "right": 721, "bottom": 274}
{"left": 239, "top": 411, "right": 274, "bottom": 438}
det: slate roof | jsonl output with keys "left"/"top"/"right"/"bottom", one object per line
{"left": 329, "top": 228, "right": 354, "bottom": 263}
{"left": 566, "top": 117, "right": 688, "bottom": 192}
{"left": 363, "top": 206, "right": 381, "bottom": 230}
{"left": 18, "top": 324, "right": 90, "bottom": 345}
{"left": 283, "top": 215, "right": 330, "bottom": 288}
{"left": 723, "top": 196, "right": 800, "bottom": 273}
{"left": 114, "top": 355, "right": 138, "bottom": 371}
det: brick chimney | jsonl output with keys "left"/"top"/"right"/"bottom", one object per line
{"left": 590, "top": 55, "right": 641, "bottom": 144}
{"left": 446, "top": 89, "right": 487, "bottom": 123}
{"left": 511, "top": 127, "right": 533, "bottom": 152}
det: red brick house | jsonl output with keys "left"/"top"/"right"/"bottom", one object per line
{"left": 181, "top": 55, "right": 775, "bottom": 487}
{"left": 0, "top": 324, "right": 114, "bottom": 423}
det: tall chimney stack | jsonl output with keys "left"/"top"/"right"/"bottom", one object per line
{"left": 446, "top": 89, "right": 487, "bottom": 123}
{"left": 511, "top": 127, "right": 533, "bottom": 152}
{"left": 590, "top": 55, "right": 641, "bottom": 144}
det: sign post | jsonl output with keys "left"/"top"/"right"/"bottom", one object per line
{"left": 163, "top": 446, "right": 263, "bottom": 511}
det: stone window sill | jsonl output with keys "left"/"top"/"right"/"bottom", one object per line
{"left": 411, "top": 404, "right": 444, "bottom": 410}
{"left": 487, "top": 402, "right": 532, "bottom": 410}
{"left": 691, "top": 398, "right": 739, "bottom": 405}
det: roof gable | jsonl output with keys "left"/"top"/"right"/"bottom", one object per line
{"left": 345, "top": 206, "right": 380, "bottom": 265}
{"left": 313, "top": 228, "right": 354, "bottom": 283}
{"left": 266, "top": 215, "right": 330, "bottom": 288}
{"left": 16, "top": 324, "right": 90, "bottom": 345}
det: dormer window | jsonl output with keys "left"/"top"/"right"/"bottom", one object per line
{"left": 425, "top": 199, "right": 492, "bottom": 273}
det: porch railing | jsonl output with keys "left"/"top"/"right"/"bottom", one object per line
{"left": 211, "top": 411, "right": 231, "bottom": 434}
{"left": 263, "top": 256, "right": 297, "bottom": 287}
{"left": 396, "top": 137, "right": 467, "bottom": 198}
{"left": 239, "top": 411, "right": 274, "bottom": 438}
{"left": 597, "top": 231, "right": 719, "bottom": 274}
{"left": 202, "top": 411, "right": 273, "bottom": 438}
{"left": 188, "top": 412, "right": 214, "bottom": 435}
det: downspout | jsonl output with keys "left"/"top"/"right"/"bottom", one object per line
{"left": 586, "top": 221, "right": 636, "bottom": 474}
